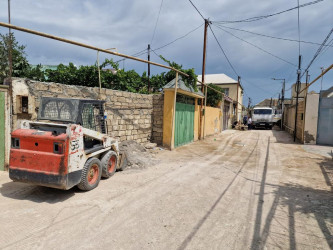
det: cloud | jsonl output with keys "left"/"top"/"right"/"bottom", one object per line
{"left": 0, "top": 0, "right": 332, "bottom": 105}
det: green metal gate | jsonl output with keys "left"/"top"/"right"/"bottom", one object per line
{"left": 174, "top": 102, "right": 195, "bottom": 147}
{"left": 0, "top": 92, "right": 5, "bottom": 170}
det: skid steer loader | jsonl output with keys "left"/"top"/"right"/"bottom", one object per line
{"left": 9, "top": 97, "right": 127, "bottom": 191}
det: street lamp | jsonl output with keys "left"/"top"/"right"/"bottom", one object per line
{"left": 272, "top": 78, "right": 286, "bottom": 130}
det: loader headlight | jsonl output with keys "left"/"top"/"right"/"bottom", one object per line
{"left": 11, "top": 138, "right": 20, "bottom": 149}
{"left": 54, "top": 142, "right": 64, "bottom": 154}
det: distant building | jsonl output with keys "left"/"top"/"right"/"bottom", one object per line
{"left": 255, "top": 98, "right": 279, "bottom": 108}
{"left": 197, "top": 73, "right": 243, "bottom": 121}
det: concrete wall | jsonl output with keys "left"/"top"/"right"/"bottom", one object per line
{"left": 194, "top": 98, "right": 200, "bottom": 141}
{"left": 203, "top": 106, "right": 222, "bottom": 137}
{"left": 11, "top": 78, "right": 163, "bottom": 145}
{"left": 283, "top": 100, "right": 305, "bottom": 143}
{"left": 291, "top": 83, "right": 307, "bottom": 98}
{"left": 0, "top": 86, "right": 10, "bottom": 170}
{"left": 304, "top": 93, "right": 319, "bottom": 144}
{"left": 162, "top": 90, "right": 174, "bottom": 148}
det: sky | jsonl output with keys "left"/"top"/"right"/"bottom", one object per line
{"left": 0, "top": 0, "right": 332, "bottom": 105}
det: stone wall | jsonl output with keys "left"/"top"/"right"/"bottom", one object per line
{"left": 152, "top": 95, "right": 163, "bottom": 143}
{"left": 11, "top": 78, "right": 163, "bottom": 145}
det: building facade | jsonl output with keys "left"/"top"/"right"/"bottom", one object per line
{"left": 198, "top": 74, "right": 243, "bottom": 122}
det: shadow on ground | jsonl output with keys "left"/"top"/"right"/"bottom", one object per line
{"left": 0, "top": 181, "right": 75, "bottom": 204}
{"left": 250, "top": 149, "right": 333, "bottom": 250}
{"left": 176, "top": 133, "right": 332, "bottom": 250}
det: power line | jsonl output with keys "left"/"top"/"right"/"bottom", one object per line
{"left": 213, "top": 24, "right": 333, "bottom": 47}
{"left": 208, "top": 24, "right": 239, "bottom": 77}
{"left": 214, "top": 0, "right": 324, "bottom": 24}
{"left": 301, "top": 28, "right": 333, "bottom": 79}
{"left": 150, "top": 0, "right": 164, "bottom": 45}
{"left": 188, "top": 0, "right": 205, "bottom": 20}
{"left": 213, "top": 24, "right": 298, "bottom": 67}
{"left": 153, "top": 24, "right": 203, "bottom": 51}
{"left": 115, "top": 24, "right": 203, "bottom": 64}
{"left": 316, "top": 37, "right": 333, "bottom": 61}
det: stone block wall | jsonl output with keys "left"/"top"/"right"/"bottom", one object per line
{"left": 11, "top": 78, "right": 163, "bottom": 145}
{"left": 152, "top": 95, "right": 163, "bottom": 144}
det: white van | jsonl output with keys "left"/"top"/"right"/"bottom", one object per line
{"left": 252, "top": 107, "right": 274, "bottom": 129}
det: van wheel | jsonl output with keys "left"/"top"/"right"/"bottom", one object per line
{"left": 101, "top": 151, "right": 117, "bottom": 179}
{"left": 77, "top": 158, "right": 102, "bottom": 191}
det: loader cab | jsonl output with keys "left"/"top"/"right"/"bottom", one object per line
{"left": 38, "top": 97, "right": 107, "bottom": 151}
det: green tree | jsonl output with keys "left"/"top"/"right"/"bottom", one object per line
{"left": 159, "top": 55, "right": 198, "bottom": 91}
{"left": 206, "top": 83, "right": 224, "bottom": 107}
{"left": 0, "top": 33, "right": 30, "bottom": 83}
{"left": 0, "top": 33, "right": 45, "bottom": 82}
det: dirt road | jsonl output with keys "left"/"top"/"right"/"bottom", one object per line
{"left": 0, "top": 129, "right": 332, "bottom": 249}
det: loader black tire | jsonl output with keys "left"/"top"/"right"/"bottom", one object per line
{"left": 101, "top": 151, "right": 117, "bottom": 179}
{"left": 77, "top": 158, "right": 102, "bottom": 191}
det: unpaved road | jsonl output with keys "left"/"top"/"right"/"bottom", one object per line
{"left": 0, "top": 129, "right": 332, "bottom": 250}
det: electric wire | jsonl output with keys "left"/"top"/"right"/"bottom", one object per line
{"left": 213, "top": 24, "right": 333, "bottom": 47}
{"left": 316, "top": 37, "right": 333, "bottom": 61}
{"left": 150, "top": 0, "right": 164, "bottom": 45}
{"left": 301, "top": 28, "right": 333, "bottom": 79}
{"left": 213, "top": 24, "right": 298, "bottom": 67}
{"left": 115, "top": 24, "right": 203, "bottom": 64}
{"left": 208, "top": 24, "right": 239, "bottom": 77}
{"left": 153, "top": 24, "right": 203, "bottom": 51}
{"left": 188, "top": 0, "right": 205, "bottom": 20}
{"left": 214, "top": 0, "right": 324, "bottom": 24}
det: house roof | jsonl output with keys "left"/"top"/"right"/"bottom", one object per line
{"left": 255, "top": 98, "right": 279, "bottom": 107}
{"left": 197, "top": 73, "right": 238, "bottom": 84}
{"left": 163, "top": 77, "right": 204, "bottom": 98}
{"left": 197, "top": 73, "right": 244, "bottom": 90}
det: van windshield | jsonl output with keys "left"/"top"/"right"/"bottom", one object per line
{"left": 254, "top": 109, "right": 272, "bottom": 115}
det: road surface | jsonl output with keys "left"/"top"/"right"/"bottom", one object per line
{"left": 0, "top": 129, "right": 332, "bottom": 249}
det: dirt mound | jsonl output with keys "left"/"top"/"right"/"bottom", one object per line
{"left": 119, "top": 140, "right": 160, "bottom": 170}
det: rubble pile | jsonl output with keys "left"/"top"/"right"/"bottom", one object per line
{"left": 119, "top": 140, "right": 160, "bottom": 170}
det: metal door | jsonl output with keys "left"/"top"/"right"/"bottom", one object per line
{"left": 317, "top": 92, "right": 333, "bottom": 145}
{"left": 0, "top": 92, "right": 5, "bottom": 170}
{"left": 174, "top": 102, "right": 194, "bottom": 147}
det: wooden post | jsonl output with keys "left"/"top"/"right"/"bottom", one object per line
{"left": 199, "top": 19, "right": 209, "bottom": 140}
{"left": 97, "top": 51, "right": 101, "bottom": 98}
{"left": 171, "top": 72, "right": 179, "bottom": 150}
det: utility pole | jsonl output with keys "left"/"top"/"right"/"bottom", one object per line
{"left": 320, "top": 67, "right": 324, "bottom": 91}
{"left": 294, "top": 55, "right": 302, "bottom": 142}
{"left": 306, "top": 71, "right": 310, "bottom": 85}
{"left": 8, "top": 0, "right": 12, "bottom": 84}
{"left": 148, "top": 44, "right": 151, "bottom": 93}
{"left": 199, "top": 19, "right": 209, "bottom": 140}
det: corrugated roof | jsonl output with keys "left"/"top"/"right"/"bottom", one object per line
{"left": 197, "top": 74, "right": 238, "bottom": 84}
{"left": 163, "top": 77, "right": 204, "bottom": 97}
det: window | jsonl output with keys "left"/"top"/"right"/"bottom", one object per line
{"left": 16, "top": 96, "right": 29, "bottom": 113}
{"left": 21, "top": 96, "right": 28, "bottom": 113}
{"left": 221, "top": 88, "right": 229, "bottom": 96}
{"left": 254, "top": 109, "right": 272, "bottom": 115}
